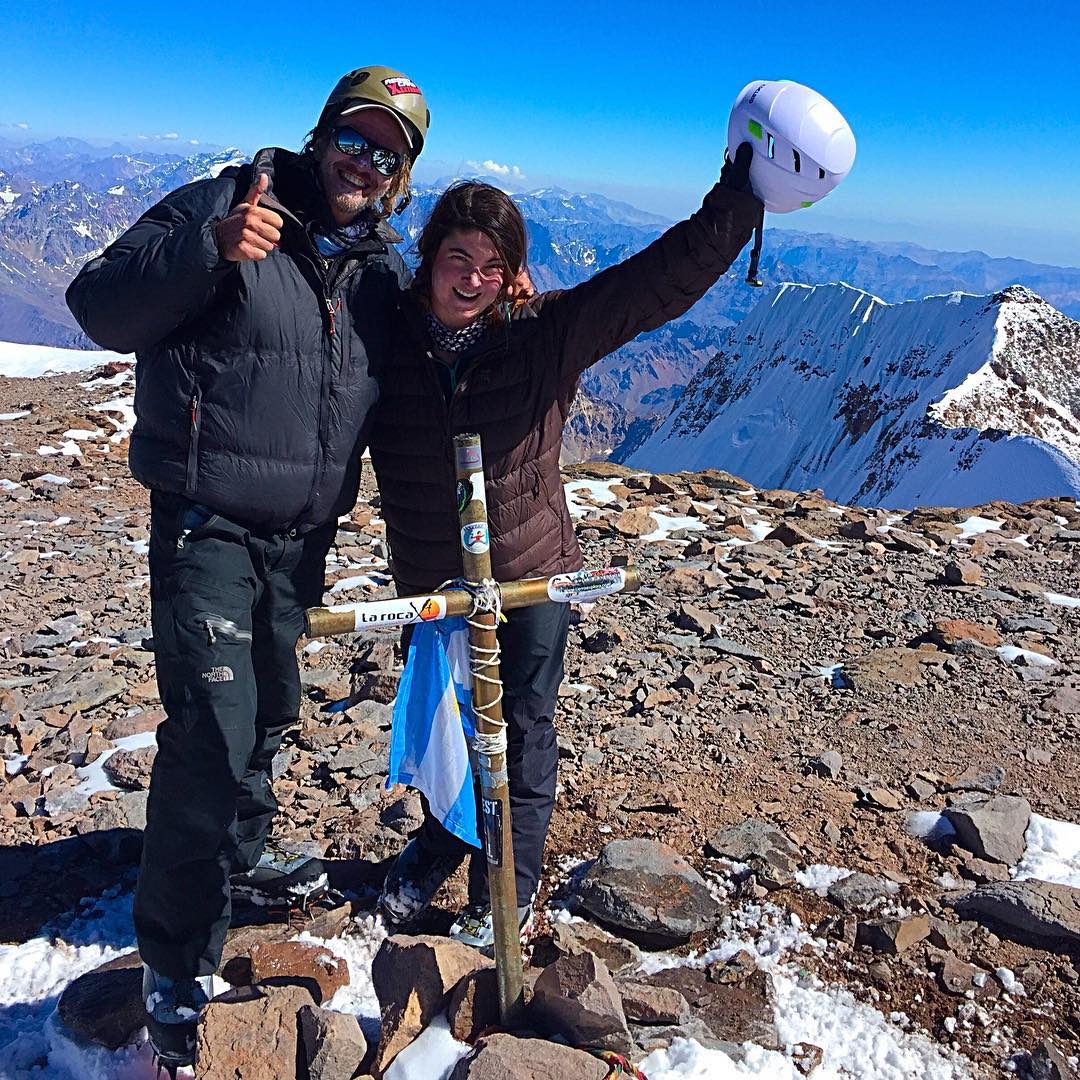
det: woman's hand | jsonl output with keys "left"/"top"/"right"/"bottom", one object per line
{"left": 719, "top": 142, "right": 754, "bottom": 194}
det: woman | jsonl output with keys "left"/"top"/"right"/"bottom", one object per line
{"left": 370, "top": 145, "right": 760, "bottom": 948}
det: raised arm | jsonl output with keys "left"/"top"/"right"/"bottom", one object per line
{"left": 65, "top": 172, "right": 246, "bottom": 353}
{"left": 538, "top": 154, "right": 761, "bottom": 379}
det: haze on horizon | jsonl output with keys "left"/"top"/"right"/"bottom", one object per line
{"left": 2, "top": 0, "right": 1078, "bottom": 267}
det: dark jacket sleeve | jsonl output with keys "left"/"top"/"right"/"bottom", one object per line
{"left": 536, "top": 184, "right": 761, "bottom": 379}
{"left": 65, "top": 175, "right": 242, "bottom": 353}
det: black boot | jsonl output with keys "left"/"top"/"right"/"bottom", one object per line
{"left": 142, "top": 964, "right": 214, "bottom": 1072}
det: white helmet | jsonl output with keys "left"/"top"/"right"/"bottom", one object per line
{"left": 727, "top": 80, "right": 856, "bottom": 214}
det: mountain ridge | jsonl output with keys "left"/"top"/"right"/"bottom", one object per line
{"left": 629, "top": 282, "right": 1080, "bottom": 507}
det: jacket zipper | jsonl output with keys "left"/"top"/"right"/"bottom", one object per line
{"left": 201, "top": 614, "right": 253, "bottom": 645}
{"left": 185, "top": 387, "right": 202, "bottom": 497}
{"left": 324, "top": 296, "right": 341, "bottom": 336}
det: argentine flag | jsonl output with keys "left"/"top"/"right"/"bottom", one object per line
{"left": 388, "top": 617, "right": 480, "bottom": 847}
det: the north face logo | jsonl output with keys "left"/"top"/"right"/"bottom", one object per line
{"left": 201, "top": 666, "right": 234, "bottom": 684}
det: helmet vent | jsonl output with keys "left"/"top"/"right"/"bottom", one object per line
{"left": 819, "top": 167, "right": 826, "bottom": 180}
{"left": 348, "top": 71, "right": 370, "bottom": 86}
{"left": 792, "top": 149, "right": 802, "bottom": 174}
{"left": 767, "top": 133, "right": 775, "bottom": 159}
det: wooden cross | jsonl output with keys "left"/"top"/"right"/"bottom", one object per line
{"left": 306, "top": 432, "right": 640, "bottom": 1023}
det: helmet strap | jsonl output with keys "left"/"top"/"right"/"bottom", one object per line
{"left": 745, "top": 205, "right": 765, "bottom": 288}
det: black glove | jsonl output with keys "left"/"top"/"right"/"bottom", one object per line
{"left": 719, "top": 141, "right": 754, "bottom": 194}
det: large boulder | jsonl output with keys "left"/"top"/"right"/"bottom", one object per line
{"left": 642, "top": 959, "right": 777, "bottom": 1048}
{"left": 615, "top": 980, "right": 690, "bottom": 1025}
{"left": 528, "top": 952, "right": 634, "bottom": 1055}
{"left": 449, "top": 1034, "right": 608, "bottom": 1080}
{"left": 537, "top": 920, "right": 642, "bottom": 975}
{"left": 447, "top": 967, "right": 501, "bottom": 1043}
{"left": 372, "top": 934, "right": 490, "bottom": 1073}
{"left": 943, "top": 794, "right": 1031, "bottom": 866}
{"left": 950, "top": 880, "right": 1080, "bottom": 947}
{"left": 197, "top": 984, "right": 313, "bottom": 1080}
{"left": 571, "top": 839, "right": 723, "bottom": 947}
{"left": 56, "top": 951, "right": 143, "bottom": 1050}
{"left": 299, "top": 1004, "right": 367, "bottom": 1080}
{"left": 706, "top": 819, "right": 800, "bottom": 888}
{"left": 249, "top": 939, "right": 349, "bottom": 1005}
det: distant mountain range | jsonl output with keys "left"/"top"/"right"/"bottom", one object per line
{"left": 4, "top": 137, "right": 1079, "bottom": 353}
{"left": 3, "top": 137, "right": 1080, "bottom": 494}
{"left": 628, "top": 284, "right": 1080, "bottom": 507}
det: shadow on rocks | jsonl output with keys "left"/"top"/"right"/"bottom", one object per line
{"left": 0, "top": 828, "right": 141, "bottom": 940}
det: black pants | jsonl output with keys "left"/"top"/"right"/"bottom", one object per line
{"left": 134, "top": 493, "right": 333, "bottom": 978}
{"left": 408, "top": 600, "right": 569, "bottom": 908}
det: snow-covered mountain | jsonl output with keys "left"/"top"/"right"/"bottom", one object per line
{"left": 0, "top": 147, "right": 245, "bottom": 346}
{"left": 628, "top": 284, "right": 1080, "bottom": 507}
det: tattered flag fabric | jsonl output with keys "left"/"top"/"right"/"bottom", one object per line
{"left": 388, "top": 616, "right": 480, "bottom": 847}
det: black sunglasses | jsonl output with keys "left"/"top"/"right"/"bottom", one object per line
{"left": 331, "top": 126, "right": 404, "bottom": 178}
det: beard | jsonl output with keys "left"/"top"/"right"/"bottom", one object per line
{"left": 317, "top": 153, "right": 380, "bottom": 224}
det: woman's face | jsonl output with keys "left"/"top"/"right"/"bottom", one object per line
{"left": 429, "top": 228, "right": 505, "bottom": 329}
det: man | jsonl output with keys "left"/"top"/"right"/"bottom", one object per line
{"left": 66, "top": 65, "right": 428, "bottom": 1071}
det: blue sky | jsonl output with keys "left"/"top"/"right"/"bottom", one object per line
{"left": 3, "top": 0, "right": 1078, "bottom": 265}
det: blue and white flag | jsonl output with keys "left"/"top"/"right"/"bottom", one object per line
{"left": 388, "top": 616, "right": 480, "bottom": 848}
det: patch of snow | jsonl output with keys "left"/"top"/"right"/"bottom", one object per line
{"left": 93, "top": 396, "right": 136, "bottom": 441}
{"left": 770, "top": 970, "right": 971, "bottom": 1079}
{"left": 80, "top": 369, "right": 133, "bottom": 390}
{"left": 906, "top": 811, "right": 957, "bottom": 843}
{"left": 0, "top": 886, "right": 139, "bottom": 1076}
{"left": 748, "top": 520, "right": 775, "bottom": 542}
{"left": 994, "top": 967, "right": 1025, "bottom": 996}
{"left": 954, "top": 516, "right": 1003, "bottom": 540}
{"left": 73, "top": 729, "right": 159, "bottom": 800}
{"left": 382, "top": 1013, "right": 470, "bottom": 1080}
{"left": 0, "top": 341, "right": 132, "bottom": 379}
{"left": 1044, "top": 591, "right": 1080, "bottom": 608}
{"left": 795, "top": 864, "right": 853, "bottom": 895}
{"left": 997, "top": 645, "right": 1056, "bottom": 667}
{"left": 295, "top": 916, "right": 387, "bottom": 1020}
{"left": 641, "top": 511, "right": 707, "bottom": 542}
{"left": 0, "top": 410, "right": 31, "bottom": 421}
{"left": 1014, "top": 814, "right": 1080, "bottom": 888}
{"left": 328, "top": 574, "right": 381, "bottom": 595}
{"left": 36, "top": 473, "right": 70, "bottom": 485}
{"left": 4, "top": 754, "right": 27, "bottom": 777}
{"left": 562, "top": 477, "right": 643, "bottom": 519}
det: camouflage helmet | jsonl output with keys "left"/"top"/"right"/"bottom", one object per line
{"left": 319, "top": 65, "right": 429, "bottom": 158}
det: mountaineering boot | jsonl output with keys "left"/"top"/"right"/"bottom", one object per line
{"left": 377, "top": 837, "right": 463, "bottom": 928}
{"left": 142, "top": 963, "right": 214, "bottom": 1073}
{"left": 230, "top": 840, "right": 328, "bottom": 907}
{"left": 448, "top": 901, "right": 535, "bottom": 955}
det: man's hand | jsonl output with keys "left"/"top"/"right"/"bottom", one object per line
{"left": 215, "top": 173, "right": 284, "bottom": 262}
{"left": 506, "top": 266, "right": 535, "bottom": 302}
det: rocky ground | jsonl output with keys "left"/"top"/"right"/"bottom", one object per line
{"left": 2, "top": 362, "right": 1079, "bottom": 1078}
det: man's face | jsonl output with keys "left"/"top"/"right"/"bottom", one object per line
{"left": 316, "top": 109, "right": 409, "bottom": 226}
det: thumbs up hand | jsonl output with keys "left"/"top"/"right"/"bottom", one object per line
{"left": 214, "top": 171, "right": 285, "bottom": 262}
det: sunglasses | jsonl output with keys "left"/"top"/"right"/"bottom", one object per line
{"left": 331, "top": 126, "right": 404, "bottom": 178}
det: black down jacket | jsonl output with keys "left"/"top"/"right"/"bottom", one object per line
{"left": 66, "top": 147, "right": 407, "bottom": 533}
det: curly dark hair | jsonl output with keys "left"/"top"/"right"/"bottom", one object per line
{"left": 412, "top": 181, "right": 528, "bottom": 307}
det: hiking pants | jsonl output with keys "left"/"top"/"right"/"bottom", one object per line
{"left": 408, "top": 600, "right": 570, "bottom": 908}
{"left": 134, "top": 492, "right": 334, "bottom": 978}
